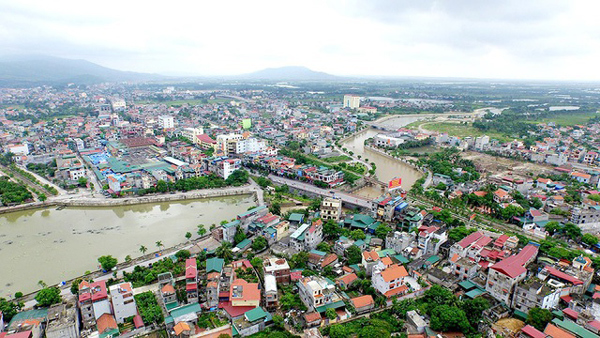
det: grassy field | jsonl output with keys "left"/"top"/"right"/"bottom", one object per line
{"left": 532, "top": 111, "right": 598, "bottom": 126}
{"left": 423, "top": 122, "right": 514, "bottom": 142}
{"left": 322, "top": 155, "right": 352, "bottom": 163}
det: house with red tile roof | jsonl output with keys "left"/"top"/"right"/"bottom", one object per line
{"left": 485, "top": 244, "right": 538, "bottom": 305}
{"left": 372, "top": 260, "right": 411, "bottom": 299}
{"left": 185, "top": 258, "right": 198, "bottom": 303}
{"left": 350, "top": 295, "right": 374, "bottom": 314}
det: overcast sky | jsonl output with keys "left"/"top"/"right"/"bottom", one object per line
{"left": 1, "top": 0, "right": 599, "bottom": 80}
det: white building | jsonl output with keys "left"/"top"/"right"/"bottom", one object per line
{"left": 320, "top": 197, "right": 342, "bottom": 222}
{"left": 109, "top": 283, "right": 137, "bottom": 324}
{"left": 217, "top": 158, "right": 241, "bottom": 180}
{"left": 290, "top": 220, "right": 323, "bottom": 252}
{"left": 474, "top": 135, "right": 490, "bottom": 150}
{"left": 158, "top": 115, "right": 175, "bottom": 129}
{"left": 69, "top": 168, "right": 87, "bottom": 181}
{"left": 181, "top": 127, "right": 204, "bottom": 143}
{"left": 297, "top": 276, "right": 340, "bottom": 312}
{"left": 7, "top": 144, "right": 29, "bottom": 156}
{"left": 372, "top": 260, "right": 410, "bottom": 299}
{"left": 343, "top": 95, "right": 360, "bottom": 109}
{"left": 264, "top": 274, "right": 278, "bottom": 308}
{"left": 373, "top": 134, "right": 405, "bottom": 148}
{"left": 111, "top": 98, "right": 126, "bottom": 110}
{"left": 233, "top": 138, "right": 267, "bottom": 154}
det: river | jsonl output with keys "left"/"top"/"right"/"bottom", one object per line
{"left": 342, "top": 116, "right": 425, "bottom": 198}
{"left": 0, "top": 195, "right": 255, "bottom": 296}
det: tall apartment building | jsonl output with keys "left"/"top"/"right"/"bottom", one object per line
{"left": 78, "top": 280, "right": 112, "bottom": 329}
{"left": 216, "top": 133, "right": 244, "bottom": 155}
{"left": 343, "top": 94, "right": 360, "bottom": 109}
{"left": 158, "top": 115, "right": 174, "bottom": 129}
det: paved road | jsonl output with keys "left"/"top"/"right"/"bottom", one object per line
{"left": 268, "top": 174, "right": 372, "bottom": 209}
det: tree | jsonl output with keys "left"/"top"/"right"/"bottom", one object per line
{"left": 430, "top": 305, "right": 470, "bottom": 333}
{"left": 527, "top": 307, "right": 553, "bottom": 331}
{"left": 185, "top": 232, "right": 192, "bottom": 240}
{"left": 234, "top": 227, "right": 247, "bottom": 245}
{"left": 326, "top": 308, "right": 337, "bottom": 320}
{"left": 544, "top": 221, "right": 561, "bottom": 236}
{"left": 0, "top": 298, "right": 21, "bottom": 322}
{"left": 125, "top": 255, "right": 132, "bottom": 262}
{"left": 563, "top": 223, "right": 582, "bottom": 240}
{"left": 350, "top": 229, "right": 366, "bottom": 241}
{"left": 216, "top": 242, "right": 233, "bottom": 263}
{"left": 14, "top": 292, "right": 23, "bottom": 298}
{"left": 358, "top": 326, "right": 391, "bottom": 338}
{"left": 279, "top": 292, "right": 306, "bottom": 311}
{"left": 78, "top": 177, "right": 88, "bottom": 187}
{"left": 70, "top": 279, "right": 82, "bottom": 295}
{"left": 375, "top": 224, "right": 392, "bottom": 239}
{"left": 155, "top": 241, "right": 164, "bottom": 252}
{"left": 346, "top": 245, "right": 362, "bottom": 265}
{"left": 323, "top": 219, "right": 341, "bottom": 239}
{"left": 500, "top": 205, "right": 525, "bottom": 220}
{"left": 582, "top": 233, "right": 599, "bottom": 246}
{"left": 197, "top": 224, "right": 207, "bottom": 236}
{"left": 38, "top": 193, "right": 47, "bottom": 202}
{"left": 272, "top": 314, "right": 284, "bottom": 330}
{"left": 139, "top": 245, "right": 148, "bottom": 255}
{"left": 290, "top": 252, "right": 309, "bottom": 269}
{"left": 460, "top": 297, "right": 490, "bottom": 327}
{"left": 448, "top": 226, "right": 477, "bottom": 242}
{"left": 98, "top": 255, "right": 118, "bottom": 271}
{"left": 250, "top": 257, "right": 263, "bottom": 268}
{"left": 252, "top": 236, "right": 268, "bottom": 252}
{"left": 269, "top": 201, "right": 281, "bottom": 215}
{"left": 175, "top": 250, "right": 191, "bottom": 261}
{"left": 316, "top": 242, "right": 331, "bottom": 253}
{"left": 35, "top": 287, "right": 61, "bottom": 307}
{"left": 329, "top": 325, "right": 349, "bottom": 338}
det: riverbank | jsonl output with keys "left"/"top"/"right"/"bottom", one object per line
{"left": 0, "top": 184, "right": 258, "bottom": 214}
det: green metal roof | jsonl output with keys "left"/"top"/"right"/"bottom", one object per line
{"left": 165, "top": 301, "right": 179, "bottom": 312}
{"left": 353, "top": 239, "right": 365, "bottom": 247}
{"left": 315, "top": 300, "right": 345, "bottom": 313}
{"left": 426, "top": 255, "right": 440, "bottom": 264}
{"left": 513, "top": 309, "right": 528, "bottom": 321}
{"left": 291, "top": 223, "right": 310, "bottom": 240}
{"left": 236, "top": 238, "right": 252, "bottom": 249}
{"left": 244, "top": 307, "right": 268, "bottom": 322}
{"left": 552, "top": 310, "right": 564, "bottom": 319}
{"left": 288, "top": 213, "right": 305, "bottom": 222}
{"left": 458, "top": 280, "right": 476, "bottom": 291}
{"left": 224, "top": 220, "right": 240, "bottom": 228}
{"left": 206, "top": 257, "right": 224, "bottom": 273}
{"left": 265, "top": 227, "right": 276, "bottom": 235}
{"left": 238, "top": 205, "right": 267, "bottom": 218}
{"left": 9, "top": 308, "right": 48, "bottom": 326}
{"left": 587, "top": 283, "right": 597, "bottom": 294}
{"left": 100, "top": 328, "right": 120, "bottom": 338}
{"left": 377, "top": 249, "right": 395, "bottom": 258}
{"left": 310, "top": 249, "right": 326, "bottom": 256}
{"left": 394, "top": 254, "right": 409, "bottom": 264}
{"left": 552, "top": 318, "right": 597, "bottom": 338}
{"left": 465, "top": 288, "right": 486, "bottom": 299}
{"left": 170, "top": 302, "right": 202, "bottom": 319}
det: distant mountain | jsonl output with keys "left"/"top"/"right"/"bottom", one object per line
{"left": 241, "top": 66, "right": 338, "bottom": 81}
{"left": 0, "top": 55, "right": 164, "bottom": 86}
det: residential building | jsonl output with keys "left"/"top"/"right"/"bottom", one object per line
{"left": 96, "top": 313, "right": 119, "bottom": 338}
{"left": 297, "top": 276, "right": 344, "bottom": 313}
{"left": 232, "top": 307, "right": 270, "bottom": 337}
{"left": 350, "top": 295, "right": 374, "bottom": 314}
{"left": 185, "top": 258, "right": 198, "bottom": 303}
{"left": 264, "top": 274, "right": 278, "bottom": 308}
{"left": 320, "top": 197, "right": 342, "bottom": 222}
{"left": 230, "top": 279, "right": 261, "bottom": 308}
{"left": 386, "top": 231, "right": 415, "bottom": 254}
{"left": 78, "top": 280, "right": 111, "bottom": 329}
{"left": 45, "top": 303, "right": 80, "bottom": 338}
{"left": 372, "top": 260, "right": 410, "bottom": 299}
{"left": 485, "top": 244, "right": 539, "bottom": 305}
{"left": 372, "top": 195, "right": 406, "bottom": 222}
{"left": 343, "top": 94, "right": 360, "bottom": 109}
{"left": 216, "top": 133, "right": 244, "bottom": 155}
{"left": 290, "top": 219, "right": 323, "bottom": 251}
{"left": 263, "top": 257, "right": 291, "bottom": 284}
{"left": 416, "top": 225, "right": 447, "bottom": 257}
{"left": 109, "top": 282, "right": 137, "bottom": 324}
{"left": 158, "top": 115, "right": 174, "bottom": 129}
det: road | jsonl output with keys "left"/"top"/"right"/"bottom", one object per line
{"left": 268, "top": 174, "right": 372, "bottom": 209}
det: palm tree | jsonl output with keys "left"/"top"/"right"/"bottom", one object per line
{"left": 139, "top": 245, "right": 147, "bottom": 255}
{"left": 216, "top": 242, "right": 233, "bottom": 262}
{"left": 155, "top": 241, "right": 163, "bottom": 252}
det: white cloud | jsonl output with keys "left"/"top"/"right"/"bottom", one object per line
{"left": 0, "top": 0, "right": 599, "bottom": 80}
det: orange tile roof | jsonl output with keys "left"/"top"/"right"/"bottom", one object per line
{"left": 304, "top": 312, "right": 322, "bottom": 323}
{"left": 161, "top": 284, "right": 175, "bottom": 294}
{"left": 96, "top": 313, "right": 117, "bottom": 334}
{"left": 544, "top": 324, "right": 575, "bottom": 338}
{"left": 174, "top": 322, "right": 191, "bottom": 335}
{"left": 380, "top": 264, "right": 408, "bottom": 282}
{"left": 381, "top": 256, "right": 393, "bottom": 266}
{"left": 384, "top": 285, "right": 408, "bottom": 298}
{"left": 351, "top": 295, "right": 374, "bottom": 308}
{"left": 230, "top": 279, "right": 260, "bottom": 302}
{"left": 337, "top": 273, "right": 358, "bottom": 286}
{"left": 362, "top": 251, "right": 379, "bottom": 261}
{"left": 321, "top": 254, "right": 338, "bottom": 268}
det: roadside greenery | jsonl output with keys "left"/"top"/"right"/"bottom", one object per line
{"left": 135, "top": 291, "right": 164, "bottom": 325}
{"left": 0, "top": 176, "right": 33, "bottom": 204}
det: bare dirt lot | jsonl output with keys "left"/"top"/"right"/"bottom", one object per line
{"left": 462, "top": 151, "right": 555, "bottom": 177}
{"left": 493, "top": 318, "right": 525, "bottom": 337}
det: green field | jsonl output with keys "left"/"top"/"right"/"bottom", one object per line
{"left": 423, "top": 122, "right": 513, "bottom": 142}
{"left": 533, "top": 111, "right": 598, "bottom": 126}
{"left": 322, "top": 155, "right": 352, "bottom": 163}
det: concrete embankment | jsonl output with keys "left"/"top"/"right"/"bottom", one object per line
{"left": 0, "top": 185, "right": 258, "bottom": 214}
